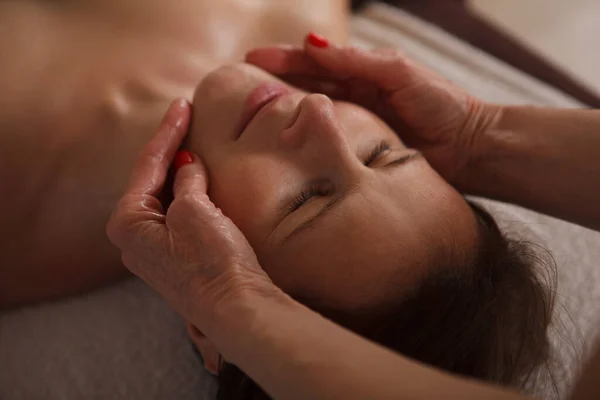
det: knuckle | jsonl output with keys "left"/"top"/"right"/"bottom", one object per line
{"left": 172, "top": 193, "right": 212, "bottom": 215}
{"left": 106, "top": 209, "right": 144, "bottom": 249}
{"left": 374, "top": 49, "right": 405, "bottom": 69}
{"left": 374, "top": 47, "right": 402, "bottom": 58}
{"left": 105, "top": 197, "right": 135, "bottom": 244}
{"left": 106, "top": 210, "right": 127, "bottom": 245}
{"left": 106, "top": 215, "right": 119, "bottom": 243}
{"left": 177, "top": 193, "right": 202, "bottom": 208}
{"left": 344, "top": 46, "right": 366, "bottom": 61}
{"left": 138, "top": 150, "right": 164, "bottom": 169}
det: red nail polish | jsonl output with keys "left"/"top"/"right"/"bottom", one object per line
{"left": 307, "top": 32, "right": 329, "bottom": 48}
{"left": 174, "top": 150, "right": 193, "bottom": 171}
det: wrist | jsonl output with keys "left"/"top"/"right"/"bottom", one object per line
{"left": 200, "top": 281, "right": 297, "bottom": 360}
{"left": 454, "top": 103, "right": 508, "bottom": 195}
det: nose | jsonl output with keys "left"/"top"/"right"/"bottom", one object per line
{"left": 281, "top": 94, "right": 356, "bottom": 175}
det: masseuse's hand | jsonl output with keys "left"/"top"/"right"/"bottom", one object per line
{"left": 246, "top": 33, "right": 502, "bottom": 186}
{"left": 107, "top": 99, "right": 276, "bottom": 329}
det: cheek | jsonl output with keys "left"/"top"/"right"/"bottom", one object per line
{"left": 407, "top": 172, "right": 478, "bottom": 253}
{"left": 262, "top": 232, "right": 406, "bottom": 313}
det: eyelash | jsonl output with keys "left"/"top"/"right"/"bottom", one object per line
{"left": 288, "top": 140, "right": 392, "bottom": 212}
{"left": 364, "top": 140, "right": 392, "bottom": 166}
{"left": 289, "top": 183, "right": 325, "bottom": 212}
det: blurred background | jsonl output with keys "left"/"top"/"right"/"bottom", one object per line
{"left": 471, "top": 0, "right": 600, "bottom": 96}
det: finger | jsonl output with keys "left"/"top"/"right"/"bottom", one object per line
{"left": 107, "top": 99, "right": 189, "bottom": 250}
{"left": 169, "top": 151, "right": 236, "bottom": 243}
{"left": 127, "top": 98, "right": 192, "bottom": 196}
{"left": 172, "top": 151, "right": 209, "bottom": 200}
{"left": 304, "top": 33, "right": 409, "bottom": 89}
{"left": 245, "top": 46, "right": 335, "bottom": 78}
{"left": 106, "top": 192, "right": 167, "bottom": 251}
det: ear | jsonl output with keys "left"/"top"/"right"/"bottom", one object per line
{"left": 186, "top": 321, "right": 221, "bottom": 375}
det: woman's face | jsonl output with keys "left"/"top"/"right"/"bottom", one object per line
{"left": 187, "top": 63, "right": 478, "bottom": 314}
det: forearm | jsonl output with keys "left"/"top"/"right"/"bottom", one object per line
{"left": 570, "top": 347, "right": 600, "bottom": 400}
{"left": 205, "top": 292, "right": 530, "bottom": 400}
{"left": 465, "top": 106, "right": 600, "bottom": 230}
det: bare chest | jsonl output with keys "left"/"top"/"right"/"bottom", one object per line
{"left": 0, "top": 0, "right": 346, "bottom": 269}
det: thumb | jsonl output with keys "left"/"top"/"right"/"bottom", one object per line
{"left": 305, "top": 33, "right": 408, "bottom": 89}
{"left": 168, "top": 150, "right": 230, "bottom": 246}
{"left": 172, "top": 150, "right": 209, "bottom": 199}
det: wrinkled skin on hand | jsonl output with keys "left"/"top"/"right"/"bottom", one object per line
{"left": 107, "top": 99, "right": 277, "bottom": 329}
{"left": 246, "top": 37, "right": 503, "bottom": 186}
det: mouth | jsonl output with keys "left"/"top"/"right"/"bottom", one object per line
{"left": 236, "top": 82, "right": 292, "bottom": 140}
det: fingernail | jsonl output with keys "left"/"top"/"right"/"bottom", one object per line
{"left": 176, "top": 98, "right": 189, "bottom": 109}
{"left": 174, "top": 150, "right": 194, "bottom": 171}
{"left": 164, "top": 99, "right": 190, "bottom": 128}
{"left": 307, "top": 32, "right": 329, "bottom": 48}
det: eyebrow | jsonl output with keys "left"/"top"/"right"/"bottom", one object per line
{"left": 283, "top": 151, "right": 422, "bottom": 243}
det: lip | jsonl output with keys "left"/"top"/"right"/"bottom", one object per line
{"left": 236, "top": 82, "right": 292, "bottom": 139}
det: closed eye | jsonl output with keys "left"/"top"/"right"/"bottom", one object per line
{"left": 289, "top": 186, "right": 317, "bottom": 212}
{"left": 288, "top": 140, "right": 393, "bottom": 213}
{"left": 364, "top": 140, "right": 392, "bottom": 166}
{"left": 288, "top": 181, "right": 332, "bottom": 213}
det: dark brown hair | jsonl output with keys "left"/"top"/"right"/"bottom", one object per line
{"left": 216, "top": 203, "right": 557, "bottom": 400}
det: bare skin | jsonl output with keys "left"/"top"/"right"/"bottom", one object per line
{"left": 110, "top": 43, "right": 600, "bottom": 400}
{"left": 0, "top": 0, "right": 349, "bottom": 306}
